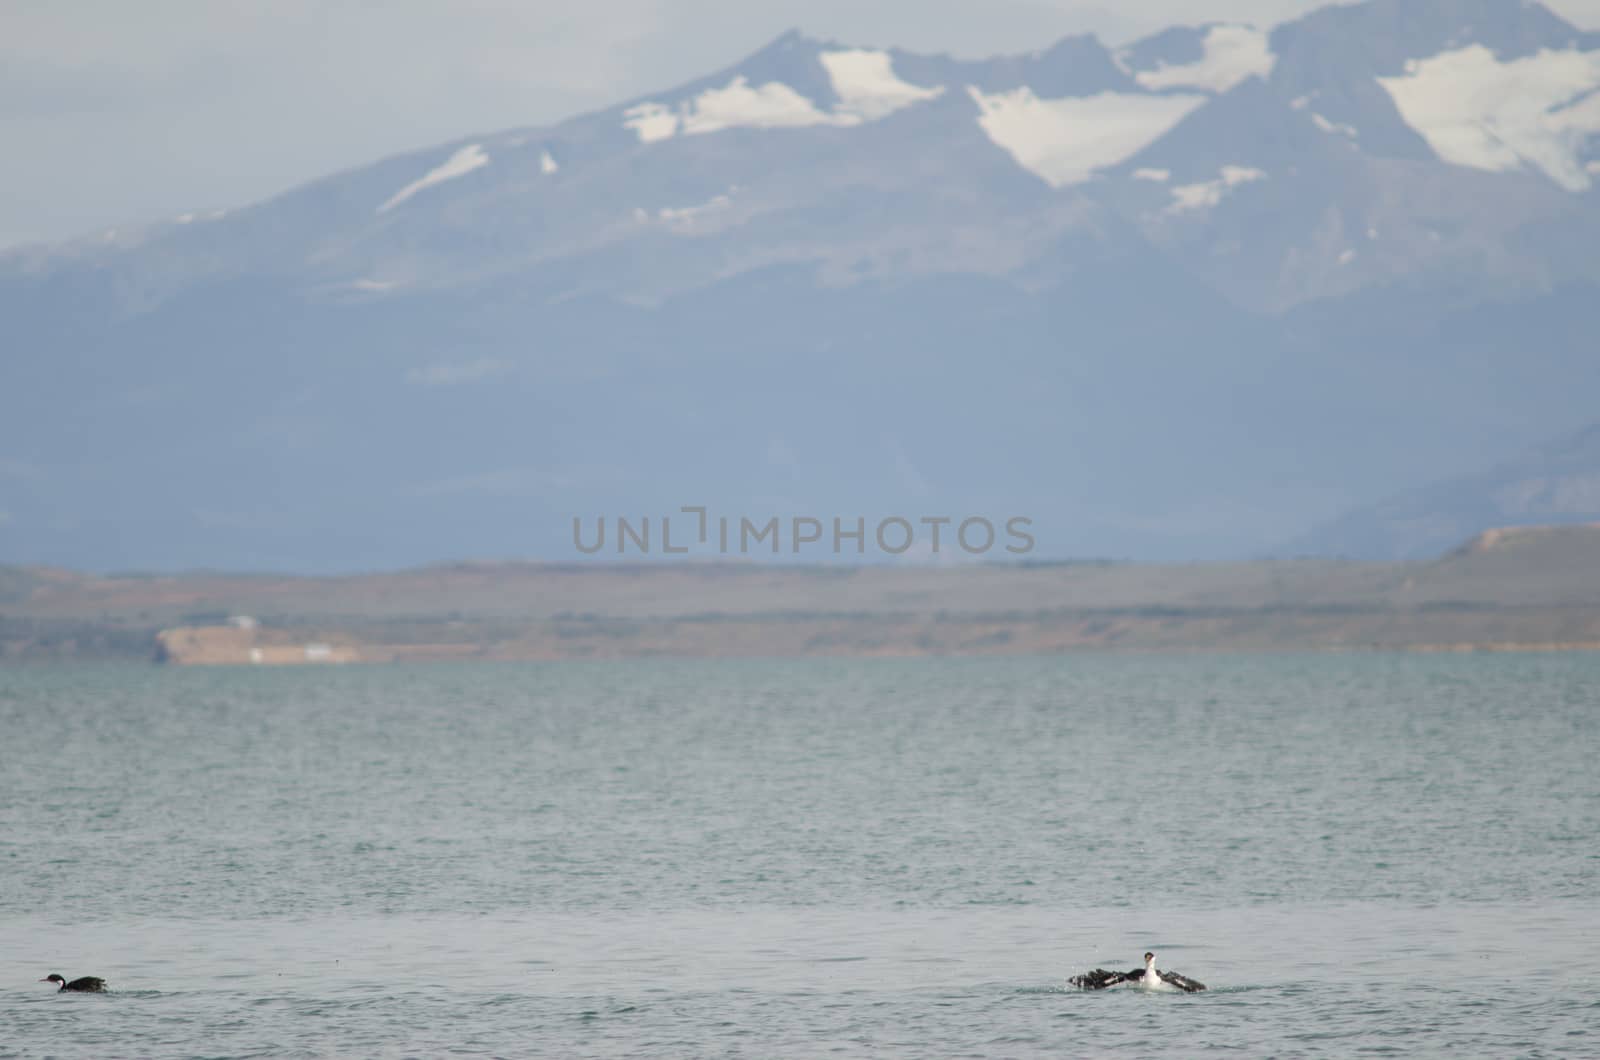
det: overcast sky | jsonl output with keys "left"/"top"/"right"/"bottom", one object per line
{"left": 4, "top": 0, "right": 1598, "bottom": 249}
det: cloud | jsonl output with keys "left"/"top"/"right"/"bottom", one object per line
{"left": 0, "top": 0, "right": 672, "bottom": 246}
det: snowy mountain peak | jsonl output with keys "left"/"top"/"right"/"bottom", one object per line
{"left": 1377, "top": 43, "right": 1600, "bottom": 191}
{"left": 610, "top": 24, "right": 1266, "bottom": 188}
{"left": 1119, "top": 24, "right": 1276, "bottom": 94}
{"left": 6, "top": 0, "right": 1600, "bottom": 571}
{"left": 968, "top": 87, "right": 1205, "bottom": 188}
{"left": 1271, "top": 0, "right": 1591, "bottom": 68}
{"left": 620, "top": 36, "right": 945, "bottom": 142}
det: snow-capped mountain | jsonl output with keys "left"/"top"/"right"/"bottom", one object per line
{"left": 4, "top": 0, "right": 1600, "bottom": 570}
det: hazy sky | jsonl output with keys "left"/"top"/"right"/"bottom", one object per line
{"left": 5, "top": 0, "right": 1599, "bottom": 249}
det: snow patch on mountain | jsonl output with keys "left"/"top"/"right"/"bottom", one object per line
{"left": 658, "top": 191, "right": 735, "bottom": 228}
{"left": 378, "top": 144, "right": 490, "bottom": 213}
{"left": 540, "top": 150, "right": 559, "bottom": 174}
{"left": 622, "top": 102, "right": 680, "bottom": 142}
{"left": 623, "top": 51, "right": 941, "bottom": 143}
{"left": 1165, "top": 165, "right": 1266, "bottom": 213}
{"left": 967, "top": 87, "right": 1205, "bottom": 187}
{"left": 820, "top": 49, "right": 945, "bottom": 121}
{"left": 1378, "top": 44, "right": 1600, "bottom": 192}
{"left": 623, "top": 78, "right": 827, "bottom": 140}
{"left": 1132, "top": 25, "right": 1275, "bottom": 93}
{"left": 703, "top": 78, "right": 828, "bottom": 135}
{"left": 1311, "top": 112, "right": 1359, "bottom": 139}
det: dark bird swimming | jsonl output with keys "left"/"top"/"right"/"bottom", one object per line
{"left": 40, "top": 974, "right": 107, "bottom": 993}
{"left": 1069, "top": 952, "right": 1206, "bottom": 993}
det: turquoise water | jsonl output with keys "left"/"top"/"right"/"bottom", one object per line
{"left": 3, "top": 654, "right": 1597, "bottom": 1056}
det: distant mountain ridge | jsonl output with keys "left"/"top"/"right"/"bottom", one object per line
{"left": 1288, "top": 421, "right": 1600, "bottom": 559}
{"left": 3, "top": 0, "right": 1600, "bottom": 570}
{"left": 13, "top": 1, "right": 1600, "bottom": 311}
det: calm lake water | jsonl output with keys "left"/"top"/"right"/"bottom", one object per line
{"left": 3, "top": 654, "right": 1597, "bottom": 1056}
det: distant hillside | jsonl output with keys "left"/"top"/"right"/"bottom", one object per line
{"left": 1288, "top": 422, "right": 1600, "bottom": 559}
{"left": 6, "top": 525, "right": 1600, "bottom": 661}
{"left": 4, "top": 0, "right": 1600, "bottom": 570}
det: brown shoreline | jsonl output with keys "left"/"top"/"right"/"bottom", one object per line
{"left": 149, "top": 611, "right": 1600, "bottom": 666}
{"left": 8, "top": 524, "right": 1600, "bottom": 664}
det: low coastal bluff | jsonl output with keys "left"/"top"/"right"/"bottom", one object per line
{"left": 7, "top": 525, "right": 1600, "bottom": 664}
{"left": 154, "top": 624, "right": 362, "bottom": 666}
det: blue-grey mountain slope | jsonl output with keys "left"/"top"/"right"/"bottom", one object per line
{"left": 1287, "top": 421, "right": 1600, "bottom": 559}
{"left": 3, "top": 0, "right": 1599, "bottom": 569}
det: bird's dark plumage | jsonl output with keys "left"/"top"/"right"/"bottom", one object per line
{"left": 1068, "top": 968, "right": 1136, "bottom": 990}
{"left": 1069, "top": 953, "right": 1206, "bottom": 993}
{"left": 41, "top": 974, "right": 107, "bottom": 992}
{"left": 1155, "top": 969, "right": 1207, "bottom": 993}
